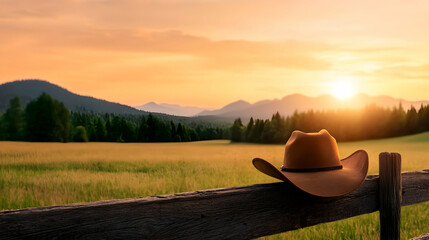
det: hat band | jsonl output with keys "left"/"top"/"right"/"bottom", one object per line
{"left": 280, "top": 165, "right": 343, "bottom": 172}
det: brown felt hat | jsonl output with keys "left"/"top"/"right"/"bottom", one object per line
{"left": 252, "top": 129, "right": 368, "bottom": 197}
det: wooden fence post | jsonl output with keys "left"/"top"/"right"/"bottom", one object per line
{"left": 379, "top": 152, "right": 402, "bottom": 240}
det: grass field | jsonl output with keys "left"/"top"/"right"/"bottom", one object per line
{"left": 1, "top": 133, "right": 429, "bottom": 239}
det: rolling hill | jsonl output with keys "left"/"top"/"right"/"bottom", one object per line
{"left": 0, "top": 79, "right": 144, "bottom": 114}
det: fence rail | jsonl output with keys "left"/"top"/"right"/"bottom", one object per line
{"left": 0, "top": 153, "right": 429, "bottom": 239}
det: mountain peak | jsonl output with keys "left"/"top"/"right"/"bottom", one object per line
{"left": 0, "top": 79, "right": 144, "bottom": 114}
{"left": 198, "top": 99, "right": 251, "bottom": 116}
{"left": 144, "top": 101, "right": 157, "bottom": 106}
{"left": 222, "top": 100, "right": 251, "bottom": 108}
{"left": 135, "top": 102, "right": 208, "bottom": 117}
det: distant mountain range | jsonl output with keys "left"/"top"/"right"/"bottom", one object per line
{"left": 2, "top": 80, "right": 428, "bottom": 124}
{"left": 0, "top": 80, "right": 144, "bottom": 114}
{"left": 135, "top": 102, "right": 209, "bottom": 117}
{"left": 137, "top": 94, "right": 429, "bottom": 122}
{"left": 196, "top": 94, "right": 429, "bottom": 121}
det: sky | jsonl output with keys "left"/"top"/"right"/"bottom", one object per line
{"left": 1, "top": 0, "right": 429, "bottom": 108}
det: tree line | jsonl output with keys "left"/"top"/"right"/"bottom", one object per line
{"left": 231, "top": 103, "right": 429, "bottom": 143}
{"left": 0, "top": 93, "right": 229, "bottom": 142}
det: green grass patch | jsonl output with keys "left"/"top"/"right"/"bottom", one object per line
{"left": 0, "top": 161, "right": 170, "bottom": 173}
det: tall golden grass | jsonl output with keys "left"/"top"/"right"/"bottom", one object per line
{"left": 1, "top": 133, "right": 429, "bottom": 239}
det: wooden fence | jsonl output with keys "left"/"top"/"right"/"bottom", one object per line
{"left": 0, "top": 152, "right": 428, "bottom": 239}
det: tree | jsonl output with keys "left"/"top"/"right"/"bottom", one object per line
{"left": 261, "top": 121, "right": 276, "bottom": 143}
{"left": 110, "top": 116, "right": 123, "bottom": 142}
{"left": 177, "top": 123, "right": 184, "bottom": 142}
{"left": 73, "top": 125, "right": 89, "bottom": 142}
{"left": 105, "top": 115, "right": 115, "bottom": 142}
{"left": 170, "top": 121, "right": 181, "bottom": 141}
{"left": 121, "top": 120, "right": 137, "bottom": 142}
{"left": 3, "top": 96, "right": 25, "bottom": 140}
{"left": 157, "top": 121, "right": 172, "bottom": 142}
{"left": 137, "top": 117, "right": 148, "bottom": 142}
{"left": 248, "top": 119, "right": 265, "bottom": 143}
{"left": 0, "top": 113, "right": 4, "bottom": 140}
{"left": 95, "top": 117, "right": 107, "bottom": 141}
{"left": 86, "top": 120, "right": 97, "bottom": 141}
{"left": 147, "top": 114, "right": 156, "bottom": 141}
{"left": 388, "top": 103, "right": 406, "bottom": 137}
{"left": 406, "top": 106, "right": 419, "bottom": 134}
{"left": 230, "top": 118, "right": 244, "bottom": 142}
{"left": 25, "top": 93, "right": 70, "bottom": 142}
{"left": 245, "top": 117, "right": 254, "bottom": 141}
{"left": 418, "top": 105, "right": 429, "bottom": 132}
{"left": 188, "top": 128, "right": 199, "bottom": 141}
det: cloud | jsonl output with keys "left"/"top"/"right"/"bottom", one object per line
{"left": 374, "top": 64, "right": 429, "bottom": 79}
{"left": 352, "top": 63, "right": 429, "bottom": 81}
{"left": 0, "top": 20, "right": 332, "bottom": 71}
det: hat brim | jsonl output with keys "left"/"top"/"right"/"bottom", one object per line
{"left": 252, "top": 150, "right": 369, "bottom": 197}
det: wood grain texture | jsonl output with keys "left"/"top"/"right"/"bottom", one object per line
{"left": 402, "top": 170, "right": 429, "bottom": 206}
{"left": 0, "top": 171, "right": 428, "bottom": 240}
{"left": 379, "top": 152, "right": 402, "bottom": 240}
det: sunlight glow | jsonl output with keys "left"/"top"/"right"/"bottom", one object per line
{"left": 331, "top": 78, "right": 356, "bottom": 99}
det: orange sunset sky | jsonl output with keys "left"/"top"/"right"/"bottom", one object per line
{"left": 1, "top": 0, "right": 429, "bottom": 108}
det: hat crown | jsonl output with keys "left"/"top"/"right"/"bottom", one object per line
{"left": 283, "top": 129, "right": 341, "bottom": 170}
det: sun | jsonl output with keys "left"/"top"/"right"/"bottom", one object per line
{"left": 331, "top": 79, "right": 356, "bottom": 99}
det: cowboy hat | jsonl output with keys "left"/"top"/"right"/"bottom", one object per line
{"left": 252, "top": 129, "right": 368, "bottom": 197}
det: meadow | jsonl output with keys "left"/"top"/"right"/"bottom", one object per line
{"left": 1, "top": 133, "right": 429, "bottom": 239}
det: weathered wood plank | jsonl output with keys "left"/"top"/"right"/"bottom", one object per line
{"left": 0, "top": 170, "right": 428, "bottom": 240}
{"left": 402, "top": 170, "right": 429, "bottom": 206}
{"left": 0, "top": 178, "right": 380, "bottom": 240}
{"left": 411, "top": 233, "right": 429, "bottom": 240}
{"left": 379, "top": 152, "right": 401, "bottom": 240}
